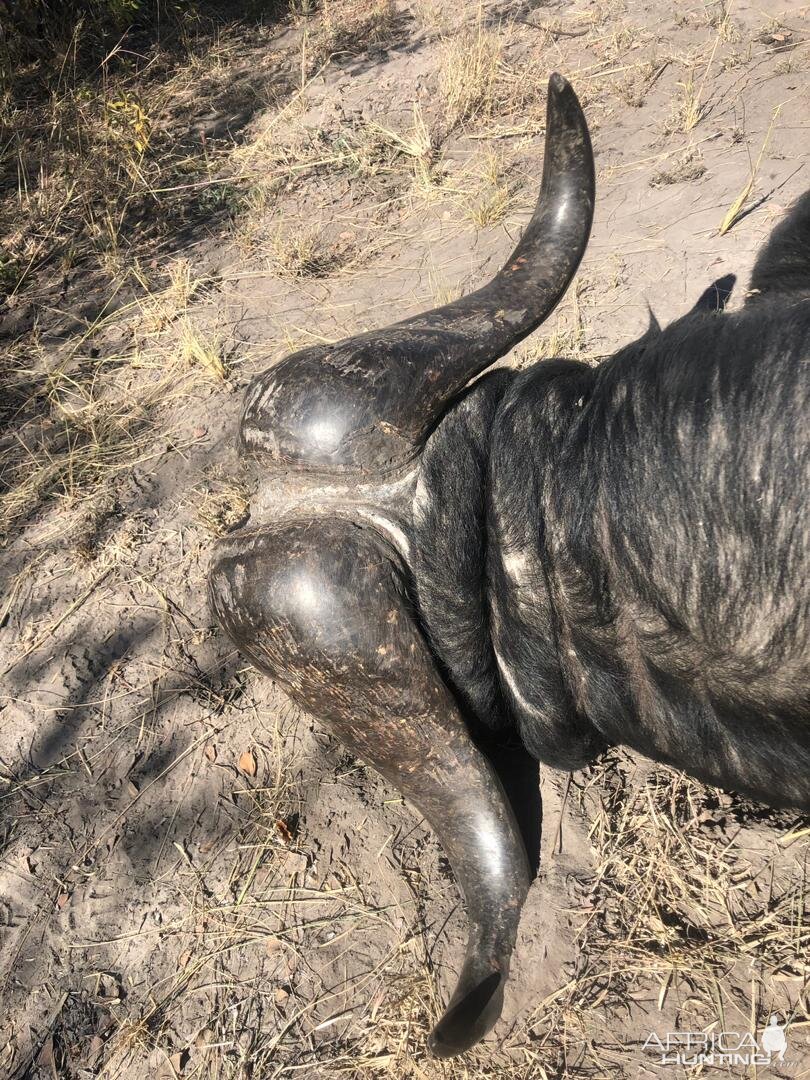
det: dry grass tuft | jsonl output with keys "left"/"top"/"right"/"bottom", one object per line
{"left": 270, "top": 226, "right": 359, "bottom": 279}
{"left": 467, "top": 182, "right": 512, "bottom": 228}
{"left": 177, "top": 318, "right": 228, "bottom": 381}
{"left": 650, "top": 147, "right": 707, "bottom": 187}
{"left": 438, "top": 17, "right": 548, "bottom": 135}
{"left": 410, "top": 0, "right": 451, "bottom": 32}
{"left": 706, "top": 0, "right": 740, "bottom": 42}
{"left": 428, "top": 271, "right": 463, "bottom": 307}
{"left": 668, "top": 69, "right": 706, "bottom": 133}
{"left": 306, "top": 0, "right": 400, "bottom": 73}
{"left": 136, "top": 258, "right": 203, "bottom": 333}
{"left": 195, "top": 477, "right": 251, "bottom": 536}
{"left": 439, "top": 19, "right": 503, "bottom": 125}
{"left": 464, "top": 151, "right": 516, "bottom": 228}
{"left": 370, "top": 104, "right": 444, "bottom": 193}
{"left": 0, "top": 362, "right": 194, "bottom": 544}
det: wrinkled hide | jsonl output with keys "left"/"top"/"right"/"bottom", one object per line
{"left": 414, "top": 193, "right": 810, "bottom": 809}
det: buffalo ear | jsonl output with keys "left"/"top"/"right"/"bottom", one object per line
{"left": 689, "top": 273, "right": 737, "bottom": 314}
{"left": 645, "top": 303, "right": 662, "bottom": 336}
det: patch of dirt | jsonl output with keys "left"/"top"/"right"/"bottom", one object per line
{"left": 1, "top": 1, "right": 809, "bottom": 1077}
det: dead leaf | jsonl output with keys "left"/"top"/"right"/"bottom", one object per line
{"left": 275, "top": 818, "right": 294, "bottom": 843}
{"left": 56, "top": 892, "right": 70, "bottom": 910}
{"left": 178, "top": 950, "right": 192, "bottom": 969}
{"left": 238, "top": 749, "right": 257, "bottom": 777}
{"left": 204, "top": 743, "right": 217, "bottom": 763}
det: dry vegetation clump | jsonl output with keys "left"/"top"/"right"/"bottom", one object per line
{"left": 613, "top": 57, "right": 668, "bottom": 109}
{"left": 367, "top": 103, "right": 446, "bottom": 194}
{"left": 237, "top": 102, "right": 446, "bottom": 215}
{"left": 706, "top": 0, "right": 741, "bottom": 43}
{"left": 650, "top": 147, "right": 707, "bottom": 187}
{"left": 177, "top": 317, "right": 228, "bottom": 381}
{"left": 195, "top": 475, "right": 251, "bottom": 536}
{"left": 439, "top": 19, "right": 503, "bottom": 125}
{"left": 304, "top": 0, "right": 400, "bottom": 73}
{"left": 516, "top": 755, "right": 810, "bottom": 1075}
{"left": 0, "top": 242, "right": 231, "bottom": 544}
{"left": 463, "top": 149, "right": 516, "bottom": 228}
{"left": 136, "top": 257, "right": 203, "bottom": 334}
{"left": 0, "top": 357, "right": 195, "bottom": 544}
{"left": 664, "top": 69, "right": 707, "bottom": 134}
{"left": 0, "top": 2, "right": 287, "bottom": 301}
{"left": 269, "top": 226, "right": 360, "bottom": 278}
{"left": 438, "top": 19, "right": 550, "bottom": 136}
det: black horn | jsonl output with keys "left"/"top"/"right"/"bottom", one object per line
{"left": 210, "top": 74, "right": 597, "bottom": 1058}
{"left": 240, "top": 73, "right": 595, "bottom": 474}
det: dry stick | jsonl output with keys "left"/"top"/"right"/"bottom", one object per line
{"left": 718, "top": 103, "right": 784, "bottom": 236}
{"left": 553, "top": 774, "right": 572, "bottom": 855}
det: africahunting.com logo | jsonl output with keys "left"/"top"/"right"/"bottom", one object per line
{"left": 643, "top": 1015, "right": 790, "bottom": 1067}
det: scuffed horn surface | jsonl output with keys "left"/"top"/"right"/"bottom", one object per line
{"left": 239, "top": 73, "right": 595, "bottom": 475}
{"left": 208, "top": 522, "right": 531, "bottom": 1057}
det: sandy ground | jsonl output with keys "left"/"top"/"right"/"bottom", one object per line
{"left": 1, "top": 1, "right": 809, "bottom": 1077}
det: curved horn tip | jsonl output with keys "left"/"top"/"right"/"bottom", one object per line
{"left": 544, "top": 72, "right": 590, "bottom": 148}
{"left": 427, "top": 972, "right": 505, "bottom": 1059}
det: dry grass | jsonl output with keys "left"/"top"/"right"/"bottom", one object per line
{"left": 136, "top": 258, "right": 204, "bottom": 334}
{"left": 1, "top": 2, "right": 809, "bottom": 1079}
{"left": 462, "top": 150, "right": 516, "bottom": 228}
{"left": 437, "top": 16, "right": 550, "bottom": 137}
{"left": 305, "top": 0, "right": 400, "bottom": 73}
{"left": 706, "top": 0, "right": 741, "bottom": 43}
{"left": 369, "top": 104, "right": 443, "bottom": 193}
{"left": 409, "top": 0, "right": 450, "bottom": 33}
{"left": 270, "top": 226, "right": 356, "bottom": 278}
{"left": 0, "top": 358, "right": 195, "bottom": 546}
{"left": 439, "top": 19, "right": 503, "bottom": 125}
{"left": 0, "top": 25, "right": 247, "bottom": 299}
{"left": 718, "top": 104, "right": 782, "bottom": 235}
{"left": 514, "top": 756, "right": 810, "bottom": 1076}
{"left": 667, "top": 69, "right": 706, "bottom": 133}
{"left": 195, "top": 477, "right": 251, "bottom": 536}
{"left": 177, "top": 319, "right": 228, "bottom": 382}
{"left": 650, "top": 146, "right": 707, "bottom": 187}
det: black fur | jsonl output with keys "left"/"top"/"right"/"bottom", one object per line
{"left": 414, "top": 193, "right": 810, "bottom": 809}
